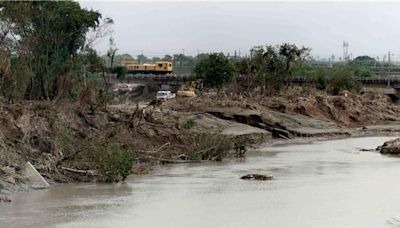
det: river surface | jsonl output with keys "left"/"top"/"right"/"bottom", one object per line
{"left": 1, "top": 137, "right": 400, "bottom": 228}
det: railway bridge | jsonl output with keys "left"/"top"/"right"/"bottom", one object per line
{"left": 125, "top": 74, "right": 400, "bottom": 99}
{"left": 291, "top": 77, "right": 400, "bottom": 101}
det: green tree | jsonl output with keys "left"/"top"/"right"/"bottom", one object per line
{"left": 247, "top": 43, "right": 310, "bottom": 94}
{"left": 162, "top": 55, "right": 173, "bottom": 61}
{"left": 111, "top": 66, "right": 127, "bottom": 81}
{"left": 193, "top": 53, "right": 235, "bottom": 90}
{"left": 351, "top": 55, "right": 377, "bottom": 67}
{"left": 0, "top": 1, "right": 102, "bottom": 100}
{"left": 328, "top": 67, "right": 362, "bottom": 95}
{"left": 81, "top": 48, "right": 104, "bottom": 74}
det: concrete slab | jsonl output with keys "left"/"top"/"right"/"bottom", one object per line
{"left": 22, "top": 161, "right": 50, "bottom": 189}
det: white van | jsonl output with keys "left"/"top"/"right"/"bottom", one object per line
{"left": 156, "top": 91, "right": 176, "bottom": 100}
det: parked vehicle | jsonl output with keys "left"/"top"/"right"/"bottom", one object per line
{"left": 156, "top": 91, "right": 176, "bottom": 100}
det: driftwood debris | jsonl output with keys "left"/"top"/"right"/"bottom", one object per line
{"left": 150, "top": 142, "right": 170, "bottom": 154}
{"left": 0, "top": 196, "right": 11, "bottom": 203}
{"left": 60, "top": 167, "right": 96, "bottom": 176}
{"left": 241, "top": 174, "right": 273, "bottom": 181}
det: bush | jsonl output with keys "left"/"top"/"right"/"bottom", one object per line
{"left": 189, "top": 133, "right": 232, "bottom": 161}
{"left": 328, "top": 68, "right": 362, "bottom": 95}
{"left": 312, "top": 69, "right": 327, "bottom": 90}
{"left": 354, "top": 67, "right": 372, "bottom": 77}
{"left": 182, "top": 118, "right": 196, "bottom": 129}
{"left": 233, "top": 138, "right": 247, "bottom": 157}
{"left": 95, "top": 142, "right": 134, "bottom": 183}
{"left": 111, "top": 66, "right": 127, "bottom": 81}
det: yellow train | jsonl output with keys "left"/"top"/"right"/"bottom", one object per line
{"left": 121, "top": 60, "right": 173, "bottom": 75}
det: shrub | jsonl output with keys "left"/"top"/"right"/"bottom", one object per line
{"left": 188, "top": 133, "right": 232, "bottom": 161}
{"left": 312, "top": 69, "right": 327, "bottom": 90}
{"left": 233, "top": 138, "right": 247, "bottom": 157}
{"left": 95, "top": 142, "right": 134, "bottom": 183}
{"left": 182, "top": 118, "right": 196, "bottom": 129}
{"left": 328, "top": 68, "right": 362, "bottom": 95}
{"left": 354, "top": 67, "right": 372, "bottom": 77}
{"left": 111, "top": 66, "right": 127, "bottom": 81}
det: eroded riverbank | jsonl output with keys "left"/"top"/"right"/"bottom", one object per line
{"left": 1, "top": 137, "right": 400, "bottom": 228}
{"left": 1, "top": 89, "right": 399, "bottom": 194}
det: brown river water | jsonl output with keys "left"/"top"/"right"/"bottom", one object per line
{"left": 1, "top": 137, "right": 400, "bottom": 228}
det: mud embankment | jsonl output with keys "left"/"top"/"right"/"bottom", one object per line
{"left": 167, "top": 89, "right": 400, "bottom": 138}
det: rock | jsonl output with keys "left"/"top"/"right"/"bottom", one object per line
{"left": 380, "top": 138, "right": 400, "bottom": 155}
{"left": 0, "top": 195, "right": 11, "bottom": 203}
{"left": 241, "top": 174, "right": 273, "bottom": 181}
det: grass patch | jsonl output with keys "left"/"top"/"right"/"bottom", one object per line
{"left": 182, "top": 118, "right": 196, "bottom": 129}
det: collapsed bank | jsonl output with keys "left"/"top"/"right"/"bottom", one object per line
{"left": 1, "top": 88, "right": 400, "bottom": 195}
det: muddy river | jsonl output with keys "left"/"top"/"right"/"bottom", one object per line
{"left": 2, "top": 137, "right": 400, "bottom": 228}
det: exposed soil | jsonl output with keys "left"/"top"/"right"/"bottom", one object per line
{"left": 1, "top": 87, "right": 400, "bottom": 195}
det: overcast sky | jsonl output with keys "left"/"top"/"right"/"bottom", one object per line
{"left": 80, "top": 1, "right": 400, "bottom": 61}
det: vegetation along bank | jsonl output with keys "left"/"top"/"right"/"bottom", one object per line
{"left": 0, "top": 2, "right": 399, "bottom": 196}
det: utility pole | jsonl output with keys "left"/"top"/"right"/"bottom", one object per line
{"left": 387, "top": 51, "right": 395, "bottom": 80}
{"left": 343, "top": 41, "right": 349, "bottom": 63}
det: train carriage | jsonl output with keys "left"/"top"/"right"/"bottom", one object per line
{"left": 121, "top": 60, "right": 173, "bottom": 75}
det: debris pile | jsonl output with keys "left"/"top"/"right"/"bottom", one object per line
{"left": 241, "top": 174, "right": 273, "bottom": 181}
{"left": 379, "top": 138, "right": 400, "bottom": 155}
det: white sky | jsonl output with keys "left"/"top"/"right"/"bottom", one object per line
{"left": 79, "top": 1, "right": 400, "bottom": 60}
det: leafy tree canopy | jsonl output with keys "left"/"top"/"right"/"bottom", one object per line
{"left": 351, "top": 55, "right": 377, "bottom": 66}
{"left": 248, "top": 43, "right": 310, "bottom": 93}
{"left": 0, "top": 1, "right": 101, "bottom": 99}
{"left": 193, "top": 53, "right": 235, "bottom": 89}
